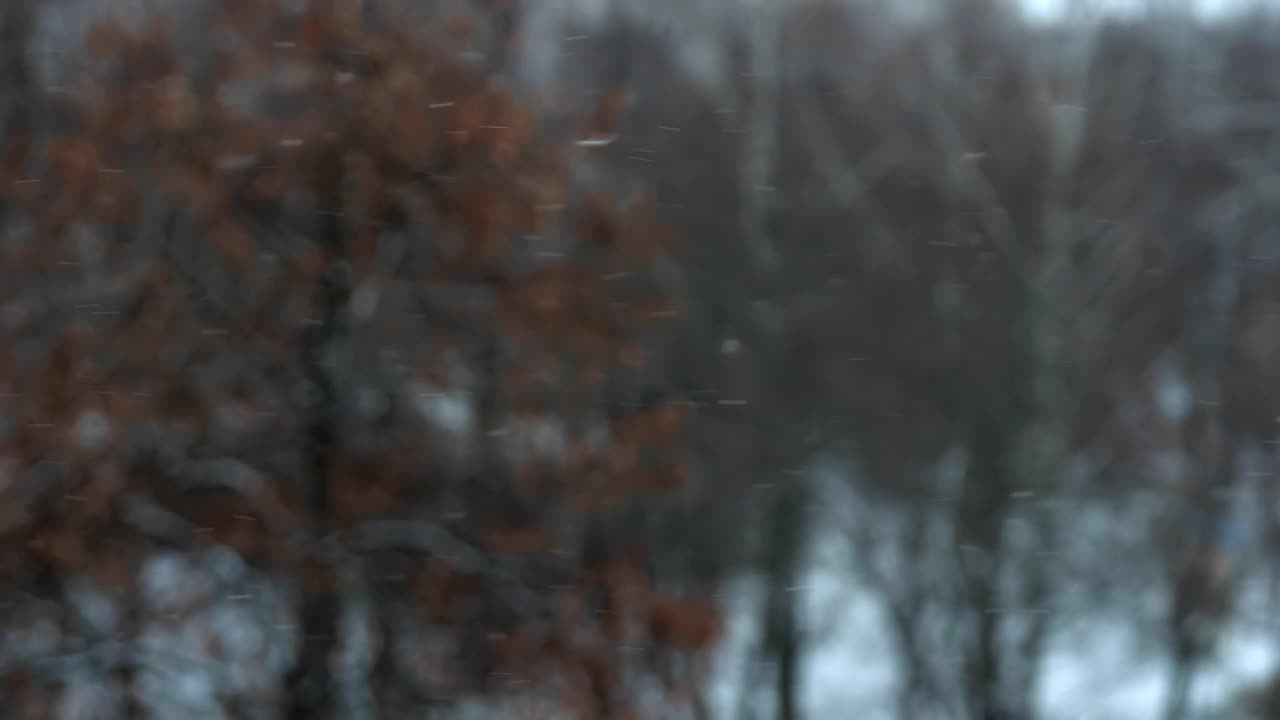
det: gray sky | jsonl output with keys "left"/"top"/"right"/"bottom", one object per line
{"left": 1021, "top": 0, "right": 1275, "bottom": 22}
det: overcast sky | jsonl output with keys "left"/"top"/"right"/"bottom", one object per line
{"left": 1021, "top": 0, "right": 1277, "bottom": 22}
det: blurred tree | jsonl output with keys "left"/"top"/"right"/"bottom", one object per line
{"left": 0, "top": 1, "right": 718, "bottom": 717}
{"left": 558, "top": 3, "right": 1280, "bottom": 720}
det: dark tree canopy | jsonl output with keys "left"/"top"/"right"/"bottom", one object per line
{"left": 0, "top": 2, "right": 713, "bottom": 718}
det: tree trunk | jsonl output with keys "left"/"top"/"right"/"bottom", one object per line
{"left": 285, "top": 165, "right": 350, "bottom": 719}
{"left": 761, "top": 484, "right": 806, "bottom": 720}
{"left": 1162, "top": 642, "right": 1194, "bottom": 720}
{"left": 959, "top": 422, "right": 1011, "bottom": 720}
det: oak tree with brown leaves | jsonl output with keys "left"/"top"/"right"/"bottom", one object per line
{"left": 0, "top": 1, "right": 716, "bottom": 718}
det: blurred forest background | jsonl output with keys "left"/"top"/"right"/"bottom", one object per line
{"left": 5, "top": 0, "right": 1280, "bottom": 718}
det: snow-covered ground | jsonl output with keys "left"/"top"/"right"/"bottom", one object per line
{"left": 703, "top": 478, "right": 1280, "bottom": 720}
